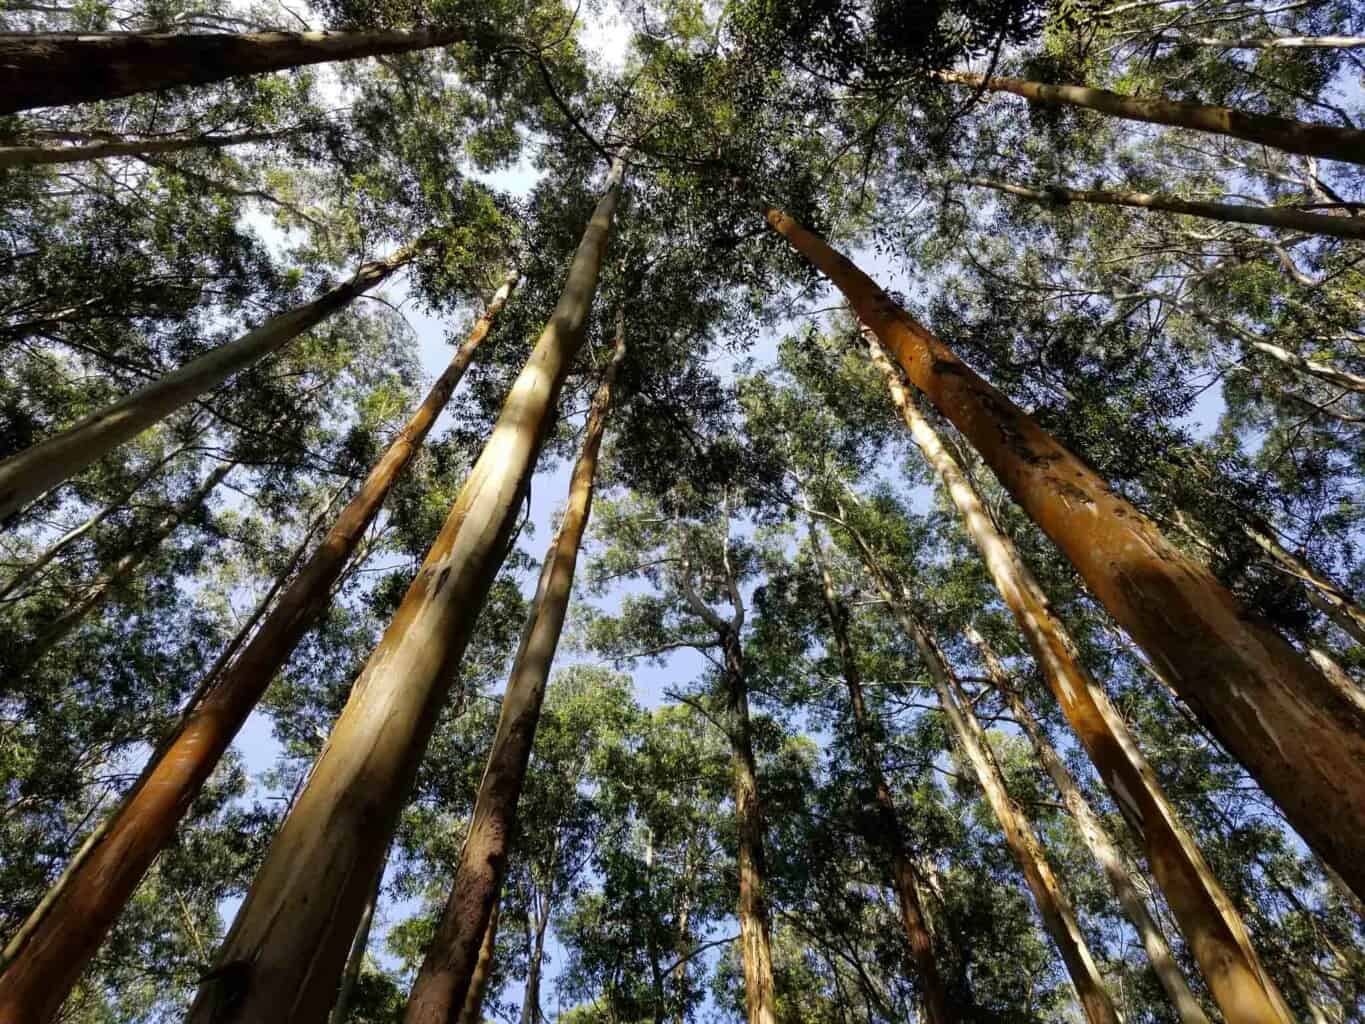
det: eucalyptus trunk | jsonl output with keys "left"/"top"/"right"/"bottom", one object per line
{"left": 807, "top": 522, "right": 957, "bottom": 1024}
{"left": 938, "top": 71, "right": 1365, "bottom": 165}
{"left": 859, "top": 563, "right": 1118, "bottom": 1024}
{"left": 0, "top": 27, "right": 464, "bottom": 114}
{"left": 186, "top": 161, "right": 623, "bottom": 1024}
{"left": 404, "top": 309, "right": 626, "bottom": 1024}
{"left": 862, "top": 331, "right": 1292, "bottom": 1024}
{"left": 0, "top": 129, "right": 284, "bottom": 169}
{"left": 965, "top": 627, "right": 1212, "bottom": 1024}
{"left": 14, "top": 458, "right": 234, "bottom": 675}
{"left": 963, "top": 177, "right": 1365, "bottom": 242}
{"left": 329, "top": 872, "right": 381, "bottom": 1024}
{"left": 1244, "top": 522, "right": 1365, "bottom": 648}
{"left": 766, "top": 206, "right": 1365, "bottom": 901}
{"left": 456, "top": 900, "right": 500, "bottom": 1024}
{"left": 0, "top": 274, "right": 515, "bottom": 1024}
{"left": 0, "top": 242, "right": 421, "bottom": 524}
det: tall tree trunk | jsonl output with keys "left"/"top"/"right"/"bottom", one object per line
{"left": 855, "top": 557, "right": 1119, "bottom": 1024}
{"left": 961, "top": 177, "right": 1365, "bottom": 242}
{"left": 765, "top": 205, "right": 1365, "bottom": 901}
{"left": 0, "top": 27, "right": 465, "bottom": 115}
{"left": 0, "top": 274, "right": 515, "bottom": 1024}
{"left": 404, "top": 312, "right": 626, "bottom": 1024}
{"left": 1243, "top": 522, "right": 1365, "bottom": 648}
{"left": 186, "top": 159, "right": 623, "bottom": 1024}
{"left": 1155, "top": 33, "right": 1365, "bottom": 50}
{"left": 518, "top": 907, "right": 551, "bottom": 1024}
{"left": 329, "top": 869, "right": 381, "bottom": 1024}
{"left": 13, "top": 458, "right": 235, "bottom": 674}
{"left": 0, "top": 437, "right": 196, "bottom": 601}
{"left": 456, "top": 900, "right": 500, "bottom": 1024}
{"left": 0, "top": 129, "right": 286, "bottom": 169}
{"left": 965, "top": 627, "right": 1211, "bottom": 1024}
{"left": 671, "top": 885, "right": 692, "bottom": 1024}
{"left": 723, "top": 630, "right": 779, "bottom": 1024}
{"left": 937, "top": 71, "right": 1365, "bottom": 165}
{"left": 806, "top": 522, "right": 957, "bottom": 1024}
{"left": 0, "top": 241, "right": 421, "bottom": 525}
{"left": 861, "top": 331, "right": 1293, "bottom": 1024}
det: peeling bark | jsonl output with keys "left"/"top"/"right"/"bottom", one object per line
{"left": 0, "top": 274, "right": 515, "bottom": 1024}
{"left": 0, "top": 27, "right": 464, "bottom": 115}
{"left": 0, "top": 241, "right": 421, "bottom": 524}
{"left": 862, "top": 331, "right": 1293, "bottom": 1024}
{"left": 766, "top": 206, "right": 1365, "bottom": 902}
{"left": 403, "top": 301, "right": 626, "bottom": 1024}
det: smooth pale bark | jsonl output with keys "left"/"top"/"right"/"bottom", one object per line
{"left": 0, "top": 27, "right": 463, "bottom": 115}
{"left": 0, "top": 129, "right": 282, "bottom": 169}
{"left": 404, "top": 311, "right": 626, "bottom": 1024}
{"left": 456, "top": 900, "right": 500, "bottom": 1024}
{"left": 966, "top": 627, "right": 1211, "bottom": 1024}
{"left": 807, "top": 523, "right": 957, "bottom": 1024}
{"left": 329, "top": 872, "right": 381, "bottom": 1024}
{"left": 862, "top": 332, "right": 1293, "bottom": 1024}
{"left": 0, "top": 242, "right": 420, "bottom": 524}
{"left": 765, "top": 206, "right": 1365, "bottom": 901}
{"left": 1157, "top": 33, "right": 1365, "bottom": 50}
{"left": 0, "top": 275, "right": 512, "bottom": 1024}
{"left": 13, "top": 459, "right": 234, "bottom": 675}
{"left": 0, "top": 438, "right": 196, "bottom": 601}
{"left": 1244, "top": 523, "right": 1365, "bottom": 648}
{"left": 857, "top": 558, "right": 1117, "bottom": 1024}
{"left": 963, "top": 177, "right": 1365, "bottom": 242}
{"left": 187, "top": 161, "right": 623, "bottom": 1024}
{"left": 518, "top": 907, "right": 550, "bottom": 1024}
{"left": 938, "top": 71, "right": 1365, "bottom": 165}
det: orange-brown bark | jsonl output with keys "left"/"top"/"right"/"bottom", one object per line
{"left": 939, "top": 71, "right": 1365, "bottom": 165}
{"left": 863, "top": 332, "right": 1292, "bottom": 1024}
{"left": 765, "top": 206, "right": 1365, "bottom": 903}
{"left": 403, "top": 317, "right": 626, "bottom": 1024}
{"left": 0, "top": 275, "right": 515, "bottom": 1024}
{"left": 0, "top": 27, "right": 464, "bottom": 115}
{"left": 807, "top": 523, "right": 957, "bottom": 1024}
{"left": 456, "top": 900, "right": 500, "bottom": 1024}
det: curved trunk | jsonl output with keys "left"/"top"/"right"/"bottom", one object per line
{"left": 860, "top": 565, "right": 1118, "bottom": 1024}
{"left": 0, "top": 242, "right": 420, "bottom": 524}
{"left": 723, "top": 633, "right": 779, "bottom": 1024}
{"left": 187, "top": 161, "right": 622, "bottom": 1024}
{"left": 0, "top": 129, "right": 283, "bottom": 169}
{"left": 938, "top": 71, "right": 1365, "bottom": 165}
{"left": 862, "top": 332, "right": 1292, "bottom": 1024}
{"left": 456, "top": 900, "right": 500, "bottom": 1024}
{"left": 404, "top": 308, "right": 626, "bottom": 1024}
{"left": 0, "top": 275, "right": 513, "bottom": 1024}
{"left": 0, "top": 27, "right": 463, "bottom": 115}
{"left": 13, "top": 459, "right": 235, "bottom": 675}
{"left": 963, "top": 177, "right": 1365, "bottom": 242}
{"left": 765, "top": 206, "right": 1365, "bottom": 903}
{"left": 807, "top": 523, "right": 957, "bottom": 1024}
{"left": 967, "top": 628, "right": 1211, "bottom": 1024}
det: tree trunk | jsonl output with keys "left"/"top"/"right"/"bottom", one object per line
{"left": 806, "top": 522, "right": 957, "bottom": 1024}
{"left": 403, "top": 307, "right": 626, "bottom": 1024}
{"left": 1155, "top": 33, "right": 1365, "bottom": 50}
{"left": 0, "top": 241, "right": 421, "bottom": 524}
{"left": 186, "top": 160, "right": 623, "bottom": 1024}
{"left": 13, "top": 458, "right": 235, "bottom": 675}
{"left": 0, "top": 129, "right": 285, "bottom": 169}
{"left": 0, "top": 27, "right": 464, "bottom": 115}
{"left": 329, "top": 870, "right": 381, "bottom": 1024}
{"left": 0, "top": 437, "right": 195, "bottom": 601}
{"left": 456, "top": 900, "right": 500, "bottom": 1024}
{"left": 857, "top": 560, "right": 1119, "bottom": 1024}
{"left": 937, "top": 71, "right": 1365, "bottom": 165}
{"left": 861, "top": 331, "right": 1293, "bottom": 1024}
{"left": 1244, "top": 522, "right": 1365, "bottom": 648}
{"left": 765, "top": 205, "right": 1365, "bottom": 901}
{"left": 962, "top": 177, "right": 1365, "bottom": 242}
{"left": 0, "top": 274, "right": 514, "bottom": 1024}
{"left": 966, "top": 627, "right": 1211, "bottom": 1024}
{"left": 518, "top": 908, "right": 551, "bottom": 1024}
{"left": 723, "top": 631, "right": 779, "bottom": 1024}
